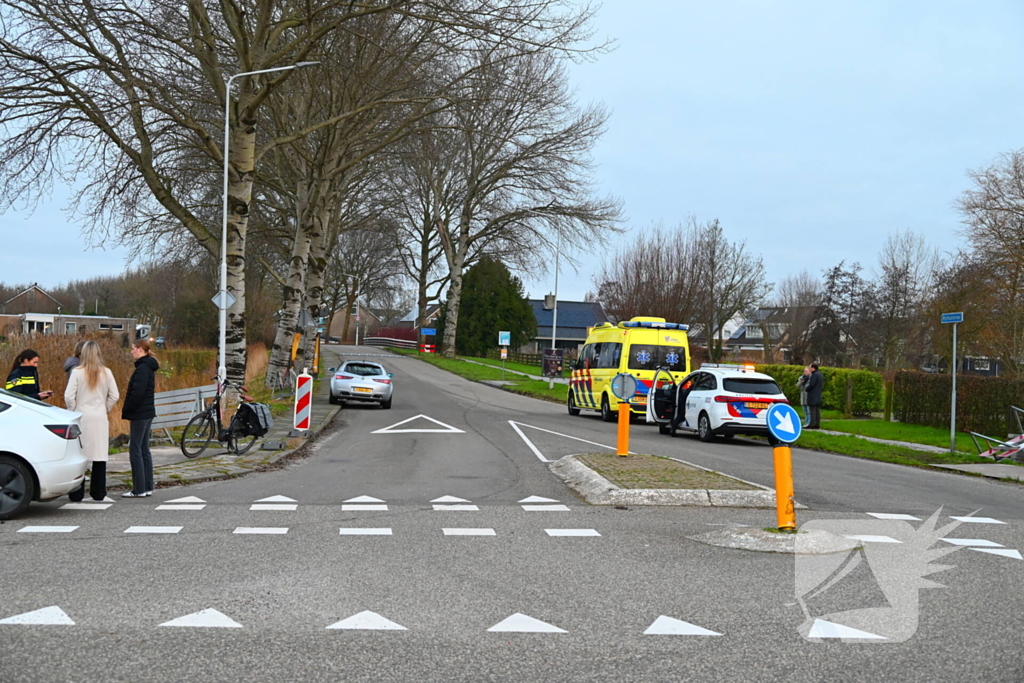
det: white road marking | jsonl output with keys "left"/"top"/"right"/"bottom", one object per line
{"left": 124, "top": 526, "right": 182, "bottom": 534}
{"left": 950, "top": 516, "right": 1006, "bottom": 524}
{"left": 326, "top": 611, "right": 406, "bottom": 630}
{"left": 431, "top": 495, "right": 470, "bottom": 503}
{"left": 844, "top": 535, "right": 902, "bottom": 544}
{"left": 433, "top": 504, "right": 479, "bottom": 511}
{"left": 643, "top": 616, "right": 721, "bottom": 636}
{"left": 165, "top": 496, "right": 206, "bottom": 504}
{"left": 522, "top": 504, "right": 571, "bottom": 512}
{"left": 941, "top": 538, "right": 1004, "bottom": 547}
{"left": 508, "top": 420, "right": 635, "bottom": 462}
{"left": 508, "top": 421, "right": 548, "bottom": 462}
{"left": 487, "top": 613, "right": 566, "bottom": 633}
{"left": 866, "top": 513, "right": 920, "bottom": 521}
{"left": 0, "top": 606, "right": 75, "bottom": 626}
{"left": 443, "top": 528, "right": 495, "bottom": 536}
{"left": 339, "top": 528, "right": 393, "bottom": 535}
{"left": 968, "top": 548, "right": 1022, "bottom": 559}
{"left": 156, "top": 504, "right": 206, "bottom": 511}
{"left": 255, "top": 495, "right": 297, "bottom": 503}
{"left": 234, "top": 527, "right": 289, "bottom": 535}
{"left": 342, "top": 504, "right": 388, "bottom": 511}
{"left": 519, "top": 496, "right": 559, "bottom": 503}
{"left": 806, "top": 619, "right": 885, "bottom": 640}
{"left": 344, "top": 495, "right": 385, "bottom": 503}
{"left": 545, "top": 529, "right": 600, "bottom": 537}
{"left": 159, "top": 608, "right": 242, "bottom": 629}
{"left": 372, "top": 414, "right": 465, "bottom": 434}
{"left": 17, "top": 526, "right": 78, "bottom": 533}
{"left": 250, "top": 504, "right": 298, "bottom": 511}
{"left": 60, "top": 503, "right": 112, "bottom": 511}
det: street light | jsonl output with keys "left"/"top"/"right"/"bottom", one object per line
{"left": 218, "top": 61, "right": 320, "bottom": 382}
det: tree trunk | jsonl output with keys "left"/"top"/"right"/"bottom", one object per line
{"left": 416, "top": 213, "right": 431, "bottom": 345}
{"left": 300, "top": 217, "right": 329, "bottom": 366}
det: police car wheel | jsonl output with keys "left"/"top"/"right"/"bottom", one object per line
{"left": 698, "top": 413, "right": 715, "bottom": 442}
{"left": 600, "top": 395, "right": 614, "bottom": 422}
{"left": 567, "top": 392, "right": 581, "bottom": 416}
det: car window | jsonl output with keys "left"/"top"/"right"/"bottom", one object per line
{"left": 596, "top": 342, "right": 622, "bottom": 369}
{"left": 577, "top": 344, "right": 597, "bottom": 370}
{"left": 695, "top": 373, "right": 717, "bottom": 391}
{"left": 0, "top": 387, "right": 55, "bottom": 409}
{"left": 0, "top": 401, "right": 9, "bottom": 414}
{"left": 343, "top": 363, "right": 384, "bottom": 376}
{"left": 723, "top": 378, "right": 782, "bottom": 395}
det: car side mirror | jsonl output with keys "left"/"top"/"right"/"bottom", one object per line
{"left": 328, "top": 367, "right": 336, "bottom": 373}
{"left": 388, "top": 373, "right": 394, "bottom": 378}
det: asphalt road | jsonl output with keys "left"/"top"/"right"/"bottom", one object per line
{"left": 2, "top": 346, "right": 1022, "bottom": 682}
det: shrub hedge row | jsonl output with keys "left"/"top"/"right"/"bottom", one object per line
{"left": 755, "top": 364, "right": 884, "bottom": 415}
{"left": 893, "top": 371, "right": 1024, "bottom": 436}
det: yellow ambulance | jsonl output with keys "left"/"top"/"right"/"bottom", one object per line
{"left": 567, "top": 316, "right": 691, "bottom": 421}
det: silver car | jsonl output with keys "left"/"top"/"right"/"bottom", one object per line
{"left": 329, "top": 361, "right": 394, "bottom": 409}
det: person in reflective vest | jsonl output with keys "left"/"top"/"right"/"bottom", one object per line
{"left": 5, "top": 349, "right": 54, "bottom": 401}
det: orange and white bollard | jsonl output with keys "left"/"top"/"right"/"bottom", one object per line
{"left": 294, "top": 369, "right": 313, "bottom": 432}
{"left": 772, "top": 445, "right": 796, "bottom": 531}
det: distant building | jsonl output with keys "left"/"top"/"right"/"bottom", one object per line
{"left": 520, "top": 297, "right": 609, "bottom": 355}
{"left": 0, "top": 284, "right": 139, "bottom": 339}
{"left": 395, "top": 304, "right": 443, "bottom": 331}
{"left": 1, "top": 284, "right": 63, "bottom": 315}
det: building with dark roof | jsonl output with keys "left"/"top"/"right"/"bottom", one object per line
{"left": 521, "top": 297, "right": 609, "bottom": 355}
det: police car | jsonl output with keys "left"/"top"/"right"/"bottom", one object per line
{"left": 646, "top": 363, "right": 788, "bottom": 442}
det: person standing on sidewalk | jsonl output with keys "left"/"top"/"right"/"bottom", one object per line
{"left": 6, "top": 349, "right": 55, "bottom": 401}
{"left": 796, "top": 366, "right": 812, "bottom": 427}
{"left": 805, "top": 363, "right": 824, "bottom": 429}
{"left": 66, "top": 341, "right": 120, "bottom": 501}
{"left": 121, "top": 339, "right": 159, "bottom": 498}
{"left": 63, "top": 340, "right": 87, "bottom": 378}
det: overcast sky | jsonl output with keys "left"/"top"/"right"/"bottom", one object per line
{"left": 3, "top": 1, "right": 1023, "bottom": 307}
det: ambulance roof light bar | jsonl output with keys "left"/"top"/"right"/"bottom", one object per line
{"left": 619, "top": 321, "right": 690, "bottom": 330}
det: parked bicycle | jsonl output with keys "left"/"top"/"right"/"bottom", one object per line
{"left": 180, "top": 378, "right": 272, "bottom": 458}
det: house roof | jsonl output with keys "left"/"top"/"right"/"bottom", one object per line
{"left": 399, "top": 303, "right": 441, "bottom": 324}
{"left": 2, "top": 283, "right": 64, "bottom": 308}
{"left": 529, "top": 300, "right": 608, "bottom": 339}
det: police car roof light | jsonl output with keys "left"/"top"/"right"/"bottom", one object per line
{"left": 701, "top": 363, "right": 754, "bottom": 372}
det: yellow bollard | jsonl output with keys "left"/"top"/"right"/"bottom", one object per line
{"left": 617, "top": 402, "right": 631, "bottom": 457}
{"left": 773, "top": 445, "right": 796, "bottom": 531}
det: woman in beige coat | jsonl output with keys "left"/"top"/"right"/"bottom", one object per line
{"left": 66, "top": 341, "right": 120, "bottom": 501}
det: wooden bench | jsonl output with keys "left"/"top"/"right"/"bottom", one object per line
{"left": 152, "top": 384, "right": 218, "bottom": 442}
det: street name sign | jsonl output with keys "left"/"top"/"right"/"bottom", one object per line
{"left": 941, "top": 312, "right": 964, "bottom": 324}
{"left": 421, "top": 327, "right": 436, "bottom": 336}
{"left": 498, "top": 331, "right": 511, "bottom": 346}
{"left": 766, "top": 403, "right": 802, "bottom": 444}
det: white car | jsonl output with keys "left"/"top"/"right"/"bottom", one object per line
{"left": 0, "top": 388, "right": 88, "bottom": 520}
{"left": 647, "top": 364, "right": 789, "bottom": 442}
{"left": 328, "top": 360, "right": 394, "bottom": 409}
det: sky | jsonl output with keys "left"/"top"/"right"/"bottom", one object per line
{"left": 3, "top": 1, "right": 1023, "bottom": 305}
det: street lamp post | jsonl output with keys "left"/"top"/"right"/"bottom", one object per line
{"left": 218, "top": 61, "right": 319, "bottom": 383}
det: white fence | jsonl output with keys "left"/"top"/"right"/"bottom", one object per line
{"left": 364, "top": 337, "right": 418, "bottom": 349}
{"left": 152, "top": 384, "right": 218, "bottom": 441}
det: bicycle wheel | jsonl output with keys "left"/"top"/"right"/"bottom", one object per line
{"left": 180, "top": 413, "right": 215, "bottom": 458}
{"left": 227, "top": 415, "right": 259, "bottom": 455}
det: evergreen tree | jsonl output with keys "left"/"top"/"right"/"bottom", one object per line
{"left": 438, "top": 258, "right": 536, "bottom": 356}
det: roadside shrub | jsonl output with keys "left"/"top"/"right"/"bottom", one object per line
{"left": 756, "top": 364, "right": 883, "bottom": 415}
{"left": 894, "top": 371, "right": 1024, "bottom": 436}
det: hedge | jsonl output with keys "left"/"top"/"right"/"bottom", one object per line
{"left": 893, "top": 371, "right": 1024, "bottom": 436}
{"left": 756, "top": 364, "right": 884, "bottom": 416}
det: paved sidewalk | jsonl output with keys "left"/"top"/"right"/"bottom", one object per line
{"left": 818, "top": 429, "right": 950, "bottom": 454}
{"left": 104, "top": 353, "right": 342, "bottom": 490}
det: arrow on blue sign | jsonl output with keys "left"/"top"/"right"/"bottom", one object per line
{"left": 766, "top": 403, "right": 802, "bottom": 443}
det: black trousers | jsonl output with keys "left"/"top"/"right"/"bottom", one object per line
{"left": 129, "top": 418, "right": 155, "bottom": 494}
{"left": 808, "top": 405, "right": 821, "bottom": 428}
{"left": 670, "top": 389, "right": 692, "bottom": 431}
{"left": 68, "top": 461, "right": 107, "bottom": 501}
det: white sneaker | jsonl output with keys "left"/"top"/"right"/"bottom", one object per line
{"left": 122, "top": 491, "right": 144, "bottom": 498}
{"left": 144, "top": 491, "right": 154, "bottom": 497}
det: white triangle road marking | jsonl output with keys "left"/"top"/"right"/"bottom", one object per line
{"left": 969, "top": 548, "right": 1022, "bottom": 560}
{"left": 807, "top": 619, "right": 886, "bottom": 640}
{"left": 431, "top": 495, "right": 470, "bottom": 503}
{"left": 256, "top": 495, "right": 297, "bottom": 503}
{"left": 165, "top": 496, "right": 206, "bottom": 504}
{"left": 156, "top": 504, "right": 206, "bottom": 511}
{"left": 250, "top": 504, "right": 298, "bottom": 511}
{"left": 342, "top": 504, "right": 388, "bottom": 511}
{"left": 941, "top": 538, "right": 1004, "bottom": 547}
{"left": 487, "top": 613, "right": 566, "bottom": 633}
{"left": 519, "top": 496, "right": 559, "bottom": 503}
{"left": 866, "top": 513, "right": 920, "bottom": 521}
{"left": 344, "top": 496, "right": 385, "bottom": 503}
{"left": 371, "top": 414, "right": 465, "bottom": 434}
{"left": 950, "top": 516, "right": 1006, "bottom": 524}
{"left": 643, "top": 616, "right": 722, "bottom": 636}
{"left": 160, "top": 608, "right": 243, "bottom": 629}
{"left": 433, "top": 504, "right": 479, "bottom": 511}
{"left": 17, "top": 526, "right": 79, "bottom": 533}
{"left": 522, "top": 504, "right": 570, "bottom": 512}
{"left": 326, "top": 611, "right": 407, "bottom": 630}
{"left": 0, "top": 606, "right": 75, "bottom": 626}
{"left": 60, "top": 503, "right": 112, "bottom": 511}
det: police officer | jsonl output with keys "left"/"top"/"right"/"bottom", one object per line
{"left": 6, "top": 349, "right": 54, "bottom": 401}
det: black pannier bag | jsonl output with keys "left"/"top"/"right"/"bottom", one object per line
{"left": 237, "top": 402, "right": 274, "bottom": 437}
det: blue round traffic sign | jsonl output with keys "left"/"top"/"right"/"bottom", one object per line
{"left": 766, "top": 403, "right": 802, "bottom": 444}
{"left": 610, "top": 373, "right": 638, "bottom": 401}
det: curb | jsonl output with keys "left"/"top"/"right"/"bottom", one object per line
{"left": 549, "top": 454, "right": 795, "bottom": 509}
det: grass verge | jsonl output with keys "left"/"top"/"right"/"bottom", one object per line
{"left": 577, "top": 452, "right": 757, "bottom": 490}
{"left": 791, "top": 431, "right": 1001, "bottom": 469}
{"left": 820, "top": 418, "right": 976, "bottom": 453}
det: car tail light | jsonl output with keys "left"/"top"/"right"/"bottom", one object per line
{"left": 46, "top": 424, "right": 82, "bottom": 440}
{"left": 335, "top": 375, "right": 353, "bottom": 380}
{"left": 373, "top": 379, "right": 391, "bottom": 384}
{"left": 714, "top": 396, "right": 786, "bottom": 403}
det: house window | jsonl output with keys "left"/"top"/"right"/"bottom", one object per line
{"left": 99, "top": 324, "right": 110, "bottom": 330}
{"left": 65, "top": 322, "right": 77, "bottom": 334}
{"left": 745, "top": 326, "right": 763, "bottom": 339}
{"left": 974, "top": 360, "right": 990, "bottom": 371}
{"left": 112, "top": 323, "right": 124, "bottom": 330}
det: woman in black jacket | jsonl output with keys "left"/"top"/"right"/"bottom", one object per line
{"left": 121, "top": 339, "right": 160, "bottom": 497}
{"left": 5, "top": 349, "right": 54, "bottom": 401}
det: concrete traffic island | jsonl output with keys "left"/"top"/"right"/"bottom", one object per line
{"left": 550, "top": 453, "right": 792, "bottom": 509}
{"left": 688, "top": 527, "right": 860, "bottom": 555}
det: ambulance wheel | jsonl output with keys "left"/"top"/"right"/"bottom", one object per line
{"left": 698, "top": 413, "right": 715, "bottom": 442}
{"left": 600, "top": 395, "right": 614, "bottom": 422}
{"left": 567, "top": 392, "right": 581, "bottom": 416}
